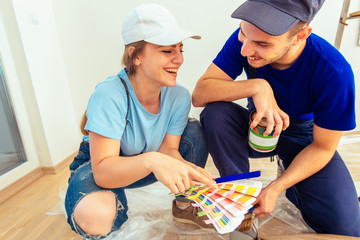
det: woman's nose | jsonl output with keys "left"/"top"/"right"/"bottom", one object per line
{"left": 173, "top": 50, "right": 183, "bottom": 65}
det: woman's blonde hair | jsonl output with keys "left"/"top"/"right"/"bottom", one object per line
{"left": 80, "top": 111, "right": 88, "bottom": 135}
{"left": 80, "top": 41, "right": 147, "bottom": 135}
{"left": 122, "top": 40, "right": 147, "bottom": 76}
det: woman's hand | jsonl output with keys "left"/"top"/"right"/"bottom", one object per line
{"left": 191, "top": 165, "right": 215, "bottom": 182}
{"left": 251, "top": 79, "right": 289, "bottom": 138}
{"left": 145, "top": 152, "right": 217, "bottom": 194}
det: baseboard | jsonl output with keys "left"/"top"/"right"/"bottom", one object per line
{"left": 342, "top": 130, "right": 360, "bottom": 136}
{"left": 0, "top": 151, "right": 77, "bottom": 204}
{"left": 0, "top": 167, "right": 43, "bottom": 204}
{"left": 41, "top": 151, "right": 77, "bottom": 174}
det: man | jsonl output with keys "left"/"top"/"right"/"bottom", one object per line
{"left": 192, "top": 0, "right": 360, "bottom": 237}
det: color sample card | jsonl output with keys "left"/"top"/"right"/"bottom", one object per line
{"left": 179, "top": 180, "right": 263, "bottom": 234}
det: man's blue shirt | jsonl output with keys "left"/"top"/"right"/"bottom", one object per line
{"left": 213, "top": 28, "right": 356, "bottom": 131}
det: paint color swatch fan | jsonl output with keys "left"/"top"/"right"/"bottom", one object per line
{"left": 179, "top": 171, "right": 262, "bottom": 234}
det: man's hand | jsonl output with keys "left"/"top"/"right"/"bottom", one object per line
{"left": 252, "top": 181, "right": 282, "bottom": 218}
{"left": 250, "top": 79, "right": 289, "bottom": 137}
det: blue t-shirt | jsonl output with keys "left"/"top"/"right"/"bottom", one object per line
{"left": 213, "top": 28, "right": 356, "bottom": 131}
{"left": 85, "top": 68, "right": 191, "bottom": 155}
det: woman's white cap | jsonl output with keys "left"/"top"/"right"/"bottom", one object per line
{"left": 122, "top": 3, "right": 201, "bottom": 46}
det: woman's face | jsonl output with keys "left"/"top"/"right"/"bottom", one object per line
{"left": 134, "top": 42, "right": 184, "bottom": 87}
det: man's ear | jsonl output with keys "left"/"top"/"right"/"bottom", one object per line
{"left": 128, "top": 46, "right": 141, "bottom": 66}
{"left": 293, "top": 26, "right": 312, "bottom": 46}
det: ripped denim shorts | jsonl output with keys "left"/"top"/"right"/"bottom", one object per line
{"left": 64, "top": 140, "right": 158, "bottom": 239}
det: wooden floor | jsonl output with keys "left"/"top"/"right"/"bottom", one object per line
{"left": 0, "top": 134, "right": 359, "bottom": 240}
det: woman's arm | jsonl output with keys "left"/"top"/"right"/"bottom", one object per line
{"left": 89, "top": 131, "right": 153, "bottom": 188}
{"left": 89, "top": 131, "right": 216, "bottom": 193}
{"left": 158, "top": 133, "right": 215, "bottom": 181}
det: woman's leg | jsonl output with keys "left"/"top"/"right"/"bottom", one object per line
{"left": 179, "top": 117, "right": 209, "bottom": 168}
{"left": 172, "top": 118, "right": 217, "bottom": 228}
{"left": 65, "top": 162, "right": 128, "bottom": 239}
{"left": 175, "top": 117, "right": 208, "bottom": 205}
{"left": 73, "top": 191, "right": 117, "bottom": 236}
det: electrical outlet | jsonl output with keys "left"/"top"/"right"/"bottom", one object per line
{"left": 28, "top": 12, "right": 39, "bottom": 25}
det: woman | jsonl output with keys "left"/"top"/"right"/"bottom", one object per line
{"left": 65, "top": 3, "right": 216, "bottom": 239}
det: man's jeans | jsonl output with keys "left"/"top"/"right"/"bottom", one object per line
{"left": 200, "top": 101, "right": 360, "bottom": 237}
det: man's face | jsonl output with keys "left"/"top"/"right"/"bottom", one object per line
{"left": 238, "top": 21, "right": 295, "bottom": 69}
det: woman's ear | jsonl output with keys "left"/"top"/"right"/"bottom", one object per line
{"left": 293, "top": 26, "right": 312, "bottom": 46}
{"left": 128, "top": 46, "right": 141, "bottom": 66}
{"left": 134, "top": 57, "right": 141, "bottom": 66}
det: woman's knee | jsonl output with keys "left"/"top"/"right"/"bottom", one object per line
{"left": 182, "top": 118, "right": 204, "bottom": 138}
{"left": 180, "top": 118, "right": 208, "bottom": 167}
{"left": 73, "top": 191, "right": 117, "bottom": 236}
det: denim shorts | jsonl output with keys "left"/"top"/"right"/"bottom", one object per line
{"left": 64, "top": 119, "right": 208, "bottom": 239}
{"left": 65, "top": 161, "right": 130, "bottom": 239}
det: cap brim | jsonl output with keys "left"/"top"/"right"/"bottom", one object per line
{"left": 231, "top": 1, "right": 299, "bottom": 36}
{"left": 144, "top": 28, "right": 201, "bottom": 46}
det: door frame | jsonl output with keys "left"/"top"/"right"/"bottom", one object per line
{"left": 0, "top": 14, "right": 40, "bottom": 191}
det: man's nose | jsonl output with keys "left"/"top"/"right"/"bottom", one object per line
{"left": 241, "top": 40, "right": 256, "bottom": 57}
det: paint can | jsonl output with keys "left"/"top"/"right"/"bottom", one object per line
{"left": 248, "top": 111, "right": 279, "bottom": 153}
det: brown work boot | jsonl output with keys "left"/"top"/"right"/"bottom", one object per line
{"left": 172, "top": 200, "right": 215, "bottom": 230}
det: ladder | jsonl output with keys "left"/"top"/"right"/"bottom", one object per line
{"left": 334, "top": 0, "right": 360, "bottom": 49}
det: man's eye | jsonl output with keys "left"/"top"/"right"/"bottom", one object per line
{"left": 162, "top": 50, "right": 171, "bottom": 53}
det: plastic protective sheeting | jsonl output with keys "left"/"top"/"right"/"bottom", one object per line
{"left": 49, "top": 181, "right": 227, "bottom": 239}
{"left": 257, "top": 134, "right": 360, "bottom": 234}
{"left": 258, "top": 191, "right": 315, "bottom": 234}
{"left": 48, "top": 134, "right": 360, "bottom": 238}
{"left": 46, "top": 184, "right": 67, "bottom": 216}
{"left": 107, "top": 181, "right": 226, "bottom": 240}
{"left": 49, "top": 179, "right": 359, "bottom": 239}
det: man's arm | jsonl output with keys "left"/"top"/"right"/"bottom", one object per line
{"left": 192, "top": 63, "right": 260, "bottom": 107}
{"left": 192, "top": 63, "right": 289, "bottom": 136}
{"left": 253, "top": 124, "right": 343, "bottom": 218}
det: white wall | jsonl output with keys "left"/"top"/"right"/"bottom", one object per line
{"left": 11, "top": 0, "right": 81, "bottom": 169}
{"left": 47, "top": 0, "right": 360, "bottom": 130}
{"left": 1, "top": 0, "right": 359, "bottom": 189}
{"left": 49, "top": 0, "right": 243, "bottom": 121}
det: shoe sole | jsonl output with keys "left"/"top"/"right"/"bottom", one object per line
{"left": 173, "top": 216, "right": 216, "bottom": 232}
